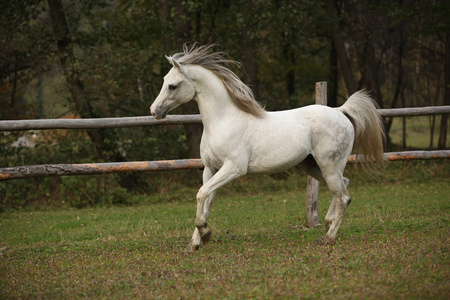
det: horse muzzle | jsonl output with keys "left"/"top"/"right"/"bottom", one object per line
{"left": 150, "top": 104, "right": 168, "bottom": 120}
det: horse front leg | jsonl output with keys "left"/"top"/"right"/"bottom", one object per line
{"left": 192, "top": 190, "right": 216, "bottom": 248}
{"left": 190, "top": 166, "right": 215, "bottom": 250}
{"left": 190, "top": 161, "right": 245, "bottom": 251}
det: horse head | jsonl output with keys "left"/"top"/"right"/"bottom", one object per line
{"left": 150, "top": 56, "right": 196, "bottom": 119}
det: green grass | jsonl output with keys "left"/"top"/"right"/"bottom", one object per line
{"left": 0, "top": 161, "right": 449, "bottom": 298}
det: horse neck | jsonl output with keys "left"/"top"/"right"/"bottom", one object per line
{"left": 189, "top": 66, "right": 244, "bottom": 129}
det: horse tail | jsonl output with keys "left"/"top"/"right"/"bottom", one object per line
{"left": 338, "top": 90, "right": 385, "bottom": 172}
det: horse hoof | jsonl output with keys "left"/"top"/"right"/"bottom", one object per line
{"left": 314, "top": 236, "right": 335, "bottom": 245}
{"left": 201, "top": 230, "right": 212, "bottom": 244}
{"left": 185, "top": 243, "right": 200, "bottom": 253}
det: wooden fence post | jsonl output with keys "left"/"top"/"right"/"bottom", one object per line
{"left": 306, "top": 82, "right": 327, "bottom": 228}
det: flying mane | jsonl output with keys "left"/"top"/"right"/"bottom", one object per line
{"left": 170, "top": 44, "right": 266, "bottom": 118}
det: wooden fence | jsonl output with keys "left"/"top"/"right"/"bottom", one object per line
{"left": 1, "top": 82, "right": 449, "bottom": 227}
{"left": 0, "top": 98, "right": 449, "bottom": 182}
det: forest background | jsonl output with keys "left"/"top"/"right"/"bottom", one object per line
{"left": 0, "top": 0, "right": 449, "bottom": 208}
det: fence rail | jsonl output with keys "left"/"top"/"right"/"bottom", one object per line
{"left": 1, "top": 106, "right": 449, "bottom": 131}
{"left": 0, "top": 150, "right": 449, "bottom": 181}
{"left": 0, "top": 115, "right": 202, "bottom": 131}
{"left": 377, "top": 106, "right": 450, "bottom": 117}
{"left": 0, "top": 159, "right": 205, "bottom": 181}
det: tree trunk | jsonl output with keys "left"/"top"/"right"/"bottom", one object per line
{"left": 430, "top": 115, "right": 435, "bottom": 149}
{"left": 47, "top": 0, "right": 103, "bottom": 154}
{"left": 438, "top": 32, "right": 450, "bottom": 149}
{"left": 344, "top": 0, "right": 383, "bottom": 108}
{"left": 158, "top": 0, "right": 203, "bottom": 158}
{"left": 325, "top": 0, "right": 358, "bottom": 96}
{"left": 328, "top": 38, "right": 339, "bottom": 107}
{"left": 356, "top": 41, "right": 383, "bottom": 108}
{"left": 47, "top": 0, "right": 140, "bottom": 189}
{"left": 402, "top": 92, "right": 407, "bottom": 150}
{"left": 283, "top": 41, "right": 295, "bottom": 101}
{"left": 384, "top": 11, "right": 408, "bottom": 150}
{"left": 241, "top": 30, "right": 260, "bottom": 101}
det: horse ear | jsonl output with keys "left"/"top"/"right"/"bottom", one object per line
{"left": 165, "top": 55, "right": 184, "bottom": 73}
{"left": 172, "top": 59, "right": 183, "bottom": 72}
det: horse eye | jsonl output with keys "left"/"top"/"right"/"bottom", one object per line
{"left": 168, "top": 84, "right": 177, "bottom": 90}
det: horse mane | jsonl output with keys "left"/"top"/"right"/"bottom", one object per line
{"left": 170, "top": 44, "right": 266, "bottom": 118}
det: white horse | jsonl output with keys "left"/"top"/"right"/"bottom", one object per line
{"left": 150, "top": 44, "right": 384, "bottom": 250}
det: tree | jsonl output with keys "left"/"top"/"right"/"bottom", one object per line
{"left": 325, "top": 0, "right": 358, "bottom": 97}
{"left": 322, "top": 0, "right": 449, "bottom": 150}
{"left": 2, "top": 0, "right": 448, "bottom": 167}
{"left": 46, "top": 0, "right": 153, "bottom": 189}
{"left": 0, "top": 0, "right": 50, "bottom": 120}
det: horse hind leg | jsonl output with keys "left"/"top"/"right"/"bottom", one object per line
{"left": 300, "top": 155, "right": 352, "bottom": 244}
{"left": 316, "top": 173, "right": 352, "bottom": 245}
{"left": 324, "top": 176, "right": 350, "bottom": 232}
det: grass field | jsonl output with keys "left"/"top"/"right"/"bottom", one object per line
{"left": 1, "top": 161, "right": 449, "bottom": 298}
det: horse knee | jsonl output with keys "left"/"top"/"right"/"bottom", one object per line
{"left": 196, "top": 188, "right": 207, "bottom": 203}
{"left": 342, "top": 192, "right": 351, "bottom": 206}
{"left": 337, "top": 197, "right": 351, "bottom": 211}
